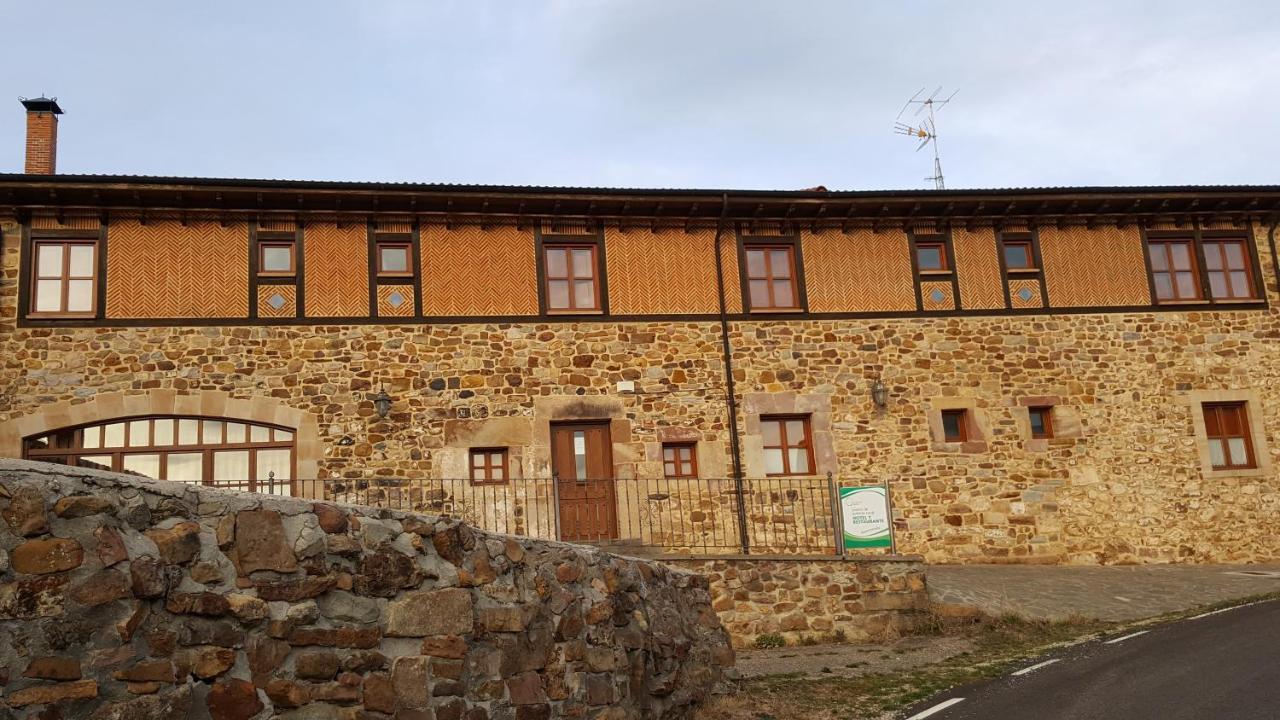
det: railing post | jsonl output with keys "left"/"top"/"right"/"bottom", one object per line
{"left": 828, "top": 471, "right": 845, "bottom": 557}
{"left": 268, "top": 471, "right": 275, "bottom": 496}
{"left": 733, "top": 473, "right": 749, "bottom": 555}
{"left": 551, "top": 472, "right": 562, "bottom": 542}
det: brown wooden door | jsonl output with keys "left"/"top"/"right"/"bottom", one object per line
{"left": 551, "top": 422, "right": 617, "bottom": 541}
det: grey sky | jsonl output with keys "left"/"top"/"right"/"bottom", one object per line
{"left": 2, "top": 1, "right": 1277, "bottom": 190}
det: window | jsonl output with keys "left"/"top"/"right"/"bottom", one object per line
{"left": 1202, "top": 403, "right": 1255, "bottom": 470}
{"left": 22, "top": 416, "right": 295, "bottom": 495}
{"left": 259, "top": 241, "right": 296, "bottom": 276}
{"left": 469, "top": 448, "right": 508, "bottom": 484}
{"left": 377, "top": 242, "right": 413, "bottom": 277}
{"left": 760, "top": 416, "right": 813, "bottom": 476}
{"left": 1147, "top": 240, "right": 1199, "bottom": 301}
{"left": 916, "top": 242, "right": 949, "bottom": 273}
{"left": 1002, "top": 240, "right": 1036, "bottom": 270}
{"left": 31, "top": 240, "right": 96, "bottom": 316}
{"left": 941, "top": 409, "right": 968, "bottom": 443}
{"left": 745, "top": 246, "right": 799, "bottom": 310}
{"left": 1202, "top": 239, "right": 1255, "bottom": 300}
{"left": 662, "top": 443, "right": 698, "bottom": 479}
{"left": 1028, "top": 406, "right": 1054, "bottom": 439}
{"left": 544, "top": 244, "right": 599, "bottom": 312}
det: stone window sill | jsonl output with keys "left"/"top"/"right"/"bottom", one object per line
{"left": 1203, "top": 466, "right": 1269, "bottom": 480}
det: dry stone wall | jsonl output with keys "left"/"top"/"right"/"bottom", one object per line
{"left": 0, "top": 460, "right": 733, "bottom": 719}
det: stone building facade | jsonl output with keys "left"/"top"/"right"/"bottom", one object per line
{"left": 2, "top": 101, "right": 1279, "bottom": 565}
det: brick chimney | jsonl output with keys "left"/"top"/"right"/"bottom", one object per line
{"left": 20, "top": 97, "right": 63, "bottom": 174}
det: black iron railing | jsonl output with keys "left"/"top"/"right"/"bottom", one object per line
{"left": 208, "top": 473, "right": 856, "bottom": 556}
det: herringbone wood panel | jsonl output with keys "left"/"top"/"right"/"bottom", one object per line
{"left": 605, "top": 229, "right": 721, "bottom": 314}
{"left": 420, "top": 225, "right": 538, "bottom": 315}
{"left": 32, "top": 214, "right": 99, "bottom": 230}
{"left": 1009, "top": 279, "right": 1044, "bottom": 308}
{"left": 802, "top": 230, "right": 916, "bottom": 312}
{"left": 377, "top": 285, "right": 415, "bottom": 317}
{"left": 953, "top": 228, "right": 1004, "bottom": 310}
{"left": 304, "top": 223, "right": 368, "bottom": 317}
{"left": 106, "top": 220, "right": 249, "bottom": 318}
{"left": 1040, "top": 226, "right": 1151, "bottom": 307}
{"left": 920, "top": 281, "right": 956, "bottom": 311}
{"left": 258, "top": 285, "right": 296, "bottom": 318}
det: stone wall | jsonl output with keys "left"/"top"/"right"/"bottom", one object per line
{"left": 2, "top": 219, "right": 1280, "bottom": 565}
{"left": 668, "top": 556, "right": 928, "bottom": 648}
{"left": 0, "top": 460, "right": 733, "bottom": 719}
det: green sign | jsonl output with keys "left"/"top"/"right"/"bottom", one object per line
{"left": 839, "top": 486, "right": 892, "bottom": 549}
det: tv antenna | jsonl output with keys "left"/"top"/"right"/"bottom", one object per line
{"left": 894, "top": 87, "right": 958, "bottom": 190}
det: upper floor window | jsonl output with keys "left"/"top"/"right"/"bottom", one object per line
{"left": 761, "top": 415, "right": 813, "bottom": 476}
{"left": 1202, "top": 239, "right": 1255, "bottom": 300}
{"left": 377, "top": 241, "right": 413, "bottom": 278}
{"left": 915, "top": 241, "right": 950, "bottom": 273}
{"left": 1148, "top": 239, "right": 1200, "bottom": 301}
{"left": 1028, "top": 406, "right": 1054, "bottom": 439}
{"left": 469, "top": 448, "right": 509, "bottom": 484}
{"left": 662, "top": 442, "right": 698, "bottom": 479}
{"left": 544, "top": 243, "right": 600, "bottom": 312}
{"left": 31, "top": 240, "right": 96, "bottom": 316}
{"left": 259, "top": 241, "right": 296, "bottom": 277}
{"left": 1202, "top": 402, "right": 1255, "bottom": 470}
{"left": 745, "top": 246, "right": 798, "bottom": 310}
{"left": 1002, "top": 239, "right": 1036, "bottom": 271}
{"left": 941, "top": 409, "right": 968, "bottom": 442}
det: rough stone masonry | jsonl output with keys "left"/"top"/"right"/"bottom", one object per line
{"left": 0, "top": 459, "right": 733, "bottom": 719}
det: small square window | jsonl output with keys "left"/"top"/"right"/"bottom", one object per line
{"left": 941, "top": 409, "right": 968, "bottom": 443}
{"left": 378, "top": 243, "right": 413, "bottom": 277}
{"left": 662, "top": 442, "right": 698, "bottom": 479}
{"left": 1028, "top": 406, "right": 1054, "bottom": 439}
{"left": 544, "top": 244, "right": 600, "bottom": 312}
{"left": 916, "top": 242, "right": 949, "bottom": 273}
{"left": 470, "top": 448, "right": 509, "bottom": 484}
{"left": 745, "top": 245, "right": 799, "bottom": 311}
{"left": 30, "top": 240, "right": 97, "bottom": 317}
{"left": 1003, "top": 240, "right": 1035, "bottom": 270}
{"left": 259, "top": 242, "right": 296, "bottom": 276}
{"left": 760, "top": 416, "right": 813, "bottom": 476}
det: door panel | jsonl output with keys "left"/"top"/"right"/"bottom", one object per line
{"left": 551, "top": 422, "right": 617, "bottom": 541}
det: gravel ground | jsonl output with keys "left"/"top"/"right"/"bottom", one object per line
{"left": 734, "top": 635, "right": 977, "bottom": 679}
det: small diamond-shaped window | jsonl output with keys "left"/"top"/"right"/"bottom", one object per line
{"left": 267, "top": 293, "right": 286, "bottom": 310}
{"left": 1017, "top": 287, "right": 1035, "bottom": 302}
{"left": 930, "top": 289, "right": 946, "bottom": 303}
{"left": 387, "top": 292, "right": 405, "bottom": 308}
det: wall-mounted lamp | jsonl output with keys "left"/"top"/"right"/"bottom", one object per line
{"left": 372, "top": 385, "right": 394, "bottom": 419}
{"left": 870, "top": 379, "right": 889, "bottom": 410}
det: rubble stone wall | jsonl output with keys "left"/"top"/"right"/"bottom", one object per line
{"left": 0, "top": 460, "right": 733, "bottom": 719}
{"left": 668, "top": 556, "right": 928, "bottom": 648}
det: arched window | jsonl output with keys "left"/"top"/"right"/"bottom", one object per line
{"left": 22, "top": 416, "right": 296, "bottom": 495}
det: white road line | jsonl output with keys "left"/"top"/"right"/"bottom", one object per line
{"left": 905, "top": 697, "right": 966, "bottom": 719}
{"left": 1103, "top": 630, "right": 1149, "bottom": 644}
{"left": 1191, "top": 601, "right": 1260, "bottom": 620}
{"left": 1011, "top": 658, "right": 1061, "bottom": 676}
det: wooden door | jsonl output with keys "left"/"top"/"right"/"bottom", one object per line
{"left": 551, "top": 422, "right": 617, "bottom": 541}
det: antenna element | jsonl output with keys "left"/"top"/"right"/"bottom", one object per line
{"left": 893, "top": 87, "right": 958, "bottom": 190}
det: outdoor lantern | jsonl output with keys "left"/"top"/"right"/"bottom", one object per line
{"left": 870, "top": 379, "right": 889, "bottom": 409}
{"left": 372, "top": 386, "right": 393, "bottom": 419}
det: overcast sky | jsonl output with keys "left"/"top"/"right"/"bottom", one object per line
{"left": 2, "top": 1, "right": 1277, "bottom": 191}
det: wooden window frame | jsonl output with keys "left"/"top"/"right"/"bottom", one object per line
{"left": 542, "top": 242, "right": 602, "bottom": 313}
{"left": 1147, "top": 238, "right": 1202, "bottom": 303}
{"left": 376, "top": 241, "right": 414, "bottom": 278}
{"left": 1202, "top": 402, "right": 1256, "bottom": 471}
{"left": 915, "top": 241, "right": 951, "bottom": 274}
{"left": 1028, "top": 406, "right": 1054, "bottom": 439}
{"left": 1201, "top": 238, "right": 1257, "bottom": 301}
{"left": 661, "top": 442, "right": 698, "bottom": 479}
{"left": 257, "top": 240, "right": 297, "bottom": 277}
{"left": 743, "top": 244, "right": 802, "bottom": 311}
{"left": 941, "top": 409, "right": 969, "bottom": 443}
{"left": 1144, "top": 229, "right": 1264, "bottom": 307}
{"left": 469, "top": 448, "right": 510, "bottom": 485}
{"left": 21, "top": 415, "right": 296, "bottom": 490}
{"left": 760, "top": 415, "right": 815, "bottom": 477}
{"left": 28, "top": 239, "right": 98, "bottom": 318}
{"left": 1001, "top": 239, "right": 1037, "bottom": 271}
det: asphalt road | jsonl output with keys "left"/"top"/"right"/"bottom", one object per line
{"left": 899, "top": 599, "right": 1280, "bottom": 720}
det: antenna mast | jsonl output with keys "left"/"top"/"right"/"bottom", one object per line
{"left": 894, "top": 87, "right": 958, "bottom": 190}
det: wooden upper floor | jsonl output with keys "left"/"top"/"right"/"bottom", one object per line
{"left": 3, "top": 176, "right": 1277, "bottom": 326}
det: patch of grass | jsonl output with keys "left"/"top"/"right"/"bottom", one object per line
{"left": 754, "top": 633, "right": 786, "bottom": 650}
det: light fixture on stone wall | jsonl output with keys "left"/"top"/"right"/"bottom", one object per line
{"left": 372, "top": 385, "right": 394, "bottom": 419}
{"left": 870, "top": 379, "right": 888, "bottom": 410}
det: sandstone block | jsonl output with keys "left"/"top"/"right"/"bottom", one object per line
{"left": 296, "top": 650, "right": 341, "bottom": 680}
{"left": 233, "top": 509, "right": 298, "bottom": 574}
{"left": 145, "top": 521, "right": 203, "bottom": 565}
{"left": 12, "top": 537, "right": 84, "bottom": 575}
{"left": 387, "top": 588, "right": 473, "bottom": 637}
{"left": 1, "top": 485, "right": 48, "bottom": 537}
{"left": 206, "top": 678, "right": 264, "bottom": 720}
{"left": 69, "top": 569, "right": 131, "bottom": 606}
{"left": 54, "top": 494, "right": 115, "bottom": 518}
{"left": 7, "top": 679, "right": 98, "bottom": 706}
{"left": 23, "top": 655, "right": 82, "bottom": 680}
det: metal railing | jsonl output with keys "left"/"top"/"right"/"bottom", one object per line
{"left": 209, "top": 473, "right": 854, "bottom": 556}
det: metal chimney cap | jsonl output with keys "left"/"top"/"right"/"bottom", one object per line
{"left": 20, "top": 97, "right": 63, "bottom": 114}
